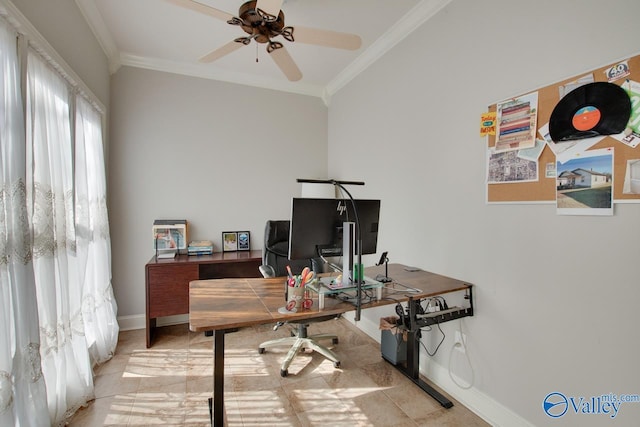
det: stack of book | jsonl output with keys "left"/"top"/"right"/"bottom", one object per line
{"left": 188, "top": 240, "right": 214, "bottom": 256}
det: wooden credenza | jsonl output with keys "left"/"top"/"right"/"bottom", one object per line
{"left": 145, "top": 250, "right": 262, "bottom": 347}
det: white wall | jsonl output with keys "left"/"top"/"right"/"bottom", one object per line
{"left": 329, "top": 0, "right": 640, "bottom": 426}
{"left": 108, "top": 66, "right": 328, "bottom": 317}
{"left": 11, "top": 0, "right": 109, "bottom": 106}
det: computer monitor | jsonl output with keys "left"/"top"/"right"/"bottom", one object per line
{"left": 288, "top": 198, "right": 380, "bottom": 261}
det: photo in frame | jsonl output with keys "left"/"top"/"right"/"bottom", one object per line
{"left": 237, "top": 231, "right": 250, "bottom": 251}
{"left": 222, "top": 232, "right": 238, "bottom": 252}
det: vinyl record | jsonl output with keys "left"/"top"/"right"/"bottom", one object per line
{"left": 548, "top": 82, "right": 631, "bottom": 142}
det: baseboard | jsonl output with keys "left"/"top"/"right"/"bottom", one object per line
{"left": 427, "top": 362, "right": 535, "bottom": 427}
{"left": 117, "top": 314, "right": 188, "bottom": 331}
{"left": 117, "top": 314, "right": 145, "bottom": 331}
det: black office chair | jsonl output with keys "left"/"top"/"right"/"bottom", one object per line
{"left": 258, "top": 220, "right": 341, "bottom": 377}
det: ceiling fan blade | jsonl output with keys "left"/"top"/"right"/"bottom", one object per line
{"left": 291, "top": 26, "right": 362, "bottom": 50}
{"left": 199, "top": 40, "right": 245, "bottom": 63}
{"left": 256, "top": 0, "right": 283, "bottom": 20}
{"left": 269, "top": 44, "right": 302, "bottom": 82}
{"left": 165, "top": 0, "right": 233, "bottom": 22}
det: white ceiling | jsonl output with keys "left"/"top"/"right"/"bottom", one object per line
{"left": 76, "top": 0, "right": 450, "bottom": 101}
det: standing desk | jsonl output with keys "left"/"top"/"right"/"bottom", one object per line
{"left": 189, "top": 263, "right": 474, "bottom": 426}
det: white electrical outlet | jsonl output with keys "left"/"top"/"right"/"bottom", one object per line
{"left": 454, "top": 331, "right": 466, "bottom": 353}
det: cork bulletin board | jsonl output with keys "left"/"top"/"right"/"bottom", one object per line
{"left": 486, "top": 53, "right": 640, "bottom": 204}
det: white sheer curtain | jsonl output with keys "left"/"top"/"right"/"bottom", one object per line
{"left": 1, "top": 10, "right": 118, "bottom": 425}
{"left": 74, "top": 96, "right": 118, "bottom": 366}
{"left": 26, "top": 53, "right": 94, "bottom": 425}
{"left": 0, "top": 20, "right": 49, "bottom": 426}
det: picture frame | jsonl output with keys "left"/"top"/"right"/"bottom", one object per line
{"left": 153, "top": 225, "right": 187, "bottom": 250}
{"left": 237, "top": 231, "right": 250, "bottom": 251}
{"left": 222, "top": 232, "right": 238, "bottom": 252}
{"left": 153, "top": 222, "right": 188, "bottom": 258}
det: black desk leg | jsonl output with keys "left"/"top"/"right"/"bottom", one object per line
{"left": 405, "top": 328, "right": 453, "bottom": 409}
{"left": 386, "top": 298, "right": 453, "bottom": 409}
{"left": 209, "top": 330, "right": 225, "bottom": 427}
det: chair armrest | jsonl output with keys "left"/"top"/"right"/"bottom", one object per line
{"left": 259, "top": 264, "right": 276, "bottom": 278}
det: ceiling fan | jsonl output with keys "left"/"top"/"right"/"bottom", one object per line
{"left": 167, "top": 0, "right": 362, "bottom": 81}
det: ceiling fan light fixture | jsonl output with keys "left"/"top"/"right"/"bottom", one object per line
{"left": 235, "top": 1, "right": 285, "bottom": 42}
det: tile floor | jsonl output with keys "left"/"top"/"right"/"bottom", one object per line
{"left": 69, "top": 318, "right": 490, "bottom": 426}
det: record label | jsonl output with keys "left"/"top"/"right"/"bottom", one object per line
{"left": 549, "top": 82, "right": 631, "bottom": 142}
{"left": 572, "top": 106, "right": 601, "bottom": 131}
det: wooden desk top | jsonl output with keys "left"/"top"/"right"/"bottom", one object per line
{"left": 189, "top": 263, "right": 472, "bottom": 332}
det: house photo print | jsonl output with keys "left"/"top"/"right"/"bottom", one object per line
{"left": 556, "top": 147, "right": 613, "bottom": 215}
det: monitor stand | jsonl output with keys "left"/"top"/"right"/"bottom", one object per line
{"left": 342, "top": 221, "right": 355, "bottom": 285}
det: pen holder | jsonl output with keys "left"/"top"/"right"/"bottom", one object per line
{"left": 286, "top": 286, "right": 305, "bottom": 311}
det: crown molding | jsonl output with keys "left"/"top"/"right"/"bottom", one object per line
{"left": 323, "top": 0, "right": 452, "bottom": 104}
{"left": 74, "top": 0, "right": 121, "bottom": 74}
{"left": 119, "top": 52, "right": 324, "bottom": 98}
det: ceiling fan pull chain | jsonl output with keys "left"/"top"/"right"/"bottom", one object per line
{"left": 256, "top": 43, "right": 259, "bottom": 63}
